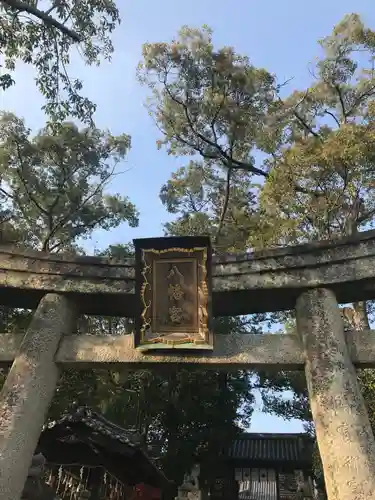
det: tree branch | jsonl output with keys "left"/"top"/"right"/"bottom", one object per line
{"left": 346, "top": 83, "right": 375, "bottom": 117}
{"left": 162, "top": 83, "right": 325, "bottom": 198}
{"left": 214, "top": 166, "right": 232, "bottom": 244}
{"left": 41, "top": 167, "right": 115, "bottom": 251}
{"left": 293, "top": 109, "right": 321, "bottom": 138}
{"left": 175, "top": 87, "right": 274, "bottom": 178}
{"left": 334, "top": 84, "right": 347, "bottom": 123}
{"left": 0, "top": 186, "right": 14, "bottom": 200}
{"left": 324, "top": 109, "right": 341, "bottom": 128}
{"left": 14, "top": 142, "right": 49, "bottom": 216}
{"left": 1, "top": 0, "right": 81, "bottom": 41}
{"left": 279, "top": 92, "right": 322, "bottom": 140}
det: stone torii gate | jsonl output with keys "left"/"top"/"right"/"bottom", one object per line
{"left": 1, "top": 233, "right": 375, "bottom": 500}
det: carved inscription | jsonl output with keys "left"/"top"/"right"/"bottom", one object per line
{"left": 154, "top": 259, "right": 197, "bottom": 332}
{"left": 134, "top": 237, "right": 212, "bottom": 349}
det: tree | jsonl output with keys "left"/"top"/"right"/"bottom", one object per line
{"left": 0, "top": 112, "right": 139, "bottom": 427}
{"left": 88, "top": 357, "right": 254, "bottom": 485}
{"left": 138, "top": 14, "right": 375, "bottom": 496}
{"left": 0, "top": 111, "right": 253, "bottom": 487}
{"left": 160, "top": 160, "right": 267, "bottom": 251}
{"left": 260, "top": 13, "right": 375, "bottom": 242}
{"left": 138, "top": 26, "right": 278, "bottom": 245}
{"left": 257, "top": 11, "right": 375, "bottom": 414}
{"left": 0, "top": 0, "right": 120, "bottom": 123}
{"left": 0, "top": 112, "right": 138, "bottom": 251}
{"left": 137, "top": 26, "right": 323, "bottom": 244}
{"left": 250, "top": 14, "right": 375, "bottom": 497}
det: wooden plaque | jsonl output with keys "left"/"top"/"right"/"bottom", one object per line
{"left": 134, "top": 236, "right": 213, "bottom": 350}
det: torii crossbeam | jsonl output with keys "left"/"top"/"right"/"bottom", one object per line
{"left": 2, "top": 231, "right": 375, "bottom": 500}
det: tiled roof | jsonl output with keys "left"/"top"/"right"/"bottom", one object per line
{"left": 44, "top": 406, "right": 142, "bottom": 446}
{"left": 40, "top": 406, "right": 171, "bottom": 488}
{"left": 227, "top": 433, "right": 313, "bottom": 464}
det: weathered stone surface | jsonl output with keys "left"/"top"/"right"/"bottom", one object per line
{"left": 1, "top": 233, "right": 375, "bottom": 499}
{"left": 0, "top": 332, "right": 302, "bottom": 369}
{"left": 296, "top": 288, "right": 375, "bottom": 500}
{"left": 0, "top": 293, "right": 78, "bottom": 500}
{"left": 0, "top": 245, "right": 135, "bottom": 315}
{"left": 57, "top": 332, "right": 306, "bottom": 369}
{"left": 2, "top": 230, "right": 375, "bottom": 316}
{"left": 2, "top": 329, "right": 375, "bottom": 369}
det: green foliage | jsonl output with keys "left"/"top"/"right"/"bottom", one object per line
{"left": 0, "top": 113, "right": 138, "bottom": 251}
{"left": 138, "top": 25, "right": 279, "bottom": 249}
{"left": 260, "top": 13, "right": 375, "bottom": 242}
{"left": 50, "top": 368, "right": 253, "bottom": 483}
{"left": 258, "top": 12, "right": 375, "bottom": 416}
{"left": 0, "top": 0, "right": 120, "bottom": 123}
{"left": 95, "top": 368, "right": 253, "bottom": 484}
{"left": 138, "top": 25, "right": 276, "bottom": 172}
{"left": 160, "top": 160, "right": 262, "bottom": 251}
{"left": 138, "top": 14, "right": 375, "bottom": 494}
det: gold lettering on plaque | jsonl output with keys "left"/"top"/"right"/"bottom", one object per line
{"left": 168, "top": 284, "right": 184, "bottom": 301}
{"left": 139, "top": 247, "right": 209, "bottom": 346}
{"left": 166, "top": 264, "right": 191, "bottom": 327}
{"left": 169, "top": 306, "right": 183, "bottom": 324}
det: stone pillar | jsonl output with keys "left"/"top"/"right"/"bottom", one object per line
{"left": 0, "top": 293, "right": 78, "bottom": 500}
{"left": 296, "top": 288, "right": 375, "bottom": 500}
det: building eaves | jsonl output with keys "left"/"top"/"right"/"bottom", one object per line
{"left": 227, "top": 433, "right": 313, "bottom": 464}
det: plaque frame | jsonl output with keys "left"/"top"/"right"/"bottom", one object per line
{"left": 133, "top": 236, "right": 213, "bottom": 351}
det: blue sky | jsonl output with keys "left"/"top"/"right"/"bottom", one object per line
{"left": 2, "top": 0, "right": 374, "bottom": 432}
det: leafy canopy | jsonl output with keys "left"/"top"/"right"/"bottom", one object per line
{"left": 261, "top": 13, "right": 375, "bottom": 243}
{"left": 161, "top": 160, "right": 264, "bottom": 251}
{"left": 138, "top": 27, "right": 281, "bottom": 248}
{"left": 138, "top": 14, "right": 375, "bottom": 494}
{"left": 138, "top": 25, "right": 276, "bottom": 176}
{"left": 0, "top": 0, "right": 120, "bottom": 123}
{"left": 0, "top": 113, "right": 138, "bottom": 251}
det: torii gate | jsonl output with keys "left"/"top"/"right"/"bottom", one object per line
{"left": 1, "top": 233, "right": 375, "bottom": 500}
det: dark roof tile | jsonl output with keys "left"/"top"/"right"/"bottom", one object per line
{"left": 227, "top": 433, "right": 313, "bottom": 464}
{"left": 44, "top": 406, "right": 142, "bottom": 446}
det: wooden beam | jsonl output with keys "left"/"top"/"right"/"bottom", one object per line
{"left": 1, "top": 330, "right": 375, "bottom": 370}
